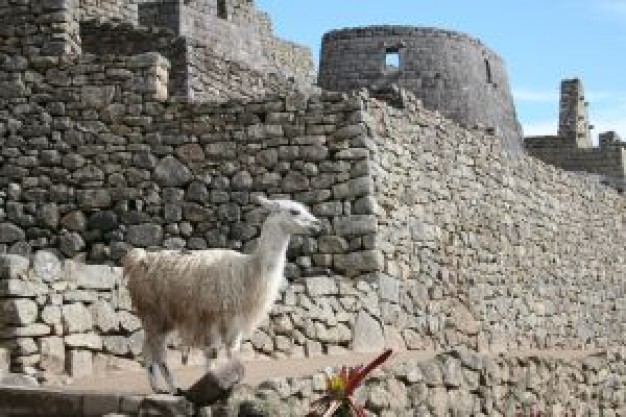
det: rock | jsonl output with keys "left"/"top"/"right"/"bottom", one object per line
{"left": 0, "top": 279, "right": 48, "bottom": 298}
{"left": 1, "top": 299, "right": 39, "bottom": 325}
{"left": 186, "top": 181, "right": 209, "bottom": 202}
{"left": 119, "top": 311, "right": 141, "bottom": 333}
{"left": 0, "top": 347, "right": 9, "bottom": 378}
{"left": 317, "top": 235, "right": 348, "bottom": 253}
{"left": 59, "top": 232, "right": 86, "bottom": 257}
{"left": 38, "top": 203, "right": 59, "bottom": 229}
{"left": 90, "top": 300, "right": 119, "bottom": 333}
{"left": 304, "top": 276, "right": 338, "bottom": 297}
{"left": 451, "top": 302, "right": 480, "bottom": 336}
{"left": 334, "top": 250, "right": 383, "bottom": 272}
{"left": 32, "top": 250, "right": 62, "bottom": 283}
{"left": 138, "top": 394, "right": 194, "bottom": 417}
{"left": 88, "top": 211, "right": 119, "bottom": 232}
{"left": 77, "top": 190, "right": 112, "bottom": 209}
{"left": 0, "top": 223, "right": 25, "bottom": 243}
{"left": 64, "top": 333, "right": 103, "bottom": 350}
{"left": 185, "top": 359, "right": 245, "bottom": 406}
{"left": 154, "top": 156, "right": 193, "bottom": 187}
{"left": 0, "top": 373, "right": 39, "bottom": 387}
{"left": 39, "top": 336, "right": 65, "bottom": 374}
{"left": 232, "top": 171, "right": 253, "bottom": 190}
{"left": 333, "top": 215, "right": 377, "bottom": 236}
{"left": 41, "top": 305, "right": 61, "bottom": 325}
{"left": 0, "top": 254, "right": 30, "bottom": 279}
{"left": 332, "top": 177, "right": 373, "bottom": 199}
{"left": 378, "top": 274, "right": 400, "bottom": 303}
{"left": 103, "top": 336, "right": 129, "bottom": 356}
{"left": 352, "top": 310, "right": 385, "bottom": 353}
{"left": 82, "top": 85, "right": 116, "bottom": 109}
{"left": 66, "top": 261, "right": 120, "bottom": 290}
{"left": 60, "top": 211, "right": 88, "bottom": 231}
{"left": 126, "top": 224, "right": 163, "bottom": 247}
{"left": 67, "top": 350, "right": 93, "bottom": 379}
{"left": 62, "top": 303, "right": 93, "bottom": 333}
{"left": 0, "top": 324, "right": 50, "bottom": 338}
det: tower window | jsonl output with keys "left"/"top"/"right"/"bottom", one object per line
{"left": 385, "top": 48, "right": 400, "bottom": 69}
{"left": 485, "top": 58, "right": 493, "bottom": 84}
{"left": 217, "top": 0, "right": 228, "bottom": 20}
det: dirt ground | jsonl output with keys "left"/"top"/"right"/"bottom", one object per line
{"left": 59, "top": 349, "right": 600, "bottom": 395}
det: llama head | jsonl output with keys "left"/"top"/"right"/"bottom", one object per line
{"left": 257, "top": 196, "right": 322, "bottom": 235}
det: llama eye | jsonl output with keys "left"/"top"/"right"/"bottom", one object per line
{"left": 289, "top": 209, "right": 300, "bottom": 216}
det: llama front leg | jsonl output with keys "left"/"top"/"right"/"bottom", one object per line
{"left": 226, "top": 333, "right": 242, "bottom": 360}
{"left": 203, "top": 346, "right": 219, "bottom": 370}
{"left": 144, "top": 331, "right": 179, "bottom": 394}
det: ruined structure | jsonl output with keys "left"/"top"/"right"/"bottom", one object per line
{"left": 525, "top": 78, "right": 626, "bottom": 191}
{"left": 0, "top": 1, "right": 624, "bottom": 415}
{"left": 318, "top": 26, "right": 524, "bottom": 154}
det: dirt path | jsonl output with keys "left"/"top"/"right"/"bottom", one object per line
{"left": 59, "top": 349, "right": 601, "bottom": 395}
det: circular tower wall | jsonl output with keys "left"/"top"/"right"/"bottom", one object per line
{"left": 318, "top": 26, "right": 523, "bottom": 153}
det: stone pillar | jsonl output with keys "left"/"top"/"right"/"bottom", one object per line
{"left": 558, "top": 78, "right": 592, "bottom": 148}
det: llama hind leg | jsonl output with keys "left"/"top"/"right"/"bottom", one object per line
{"left": 226, "top": 332, "right": 242, "bottom": 360}
{"left": 144, "top": 330, "right": 179, "bottom": 394}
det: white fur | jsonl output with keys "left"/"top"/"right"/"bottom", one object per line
{"left": 123, "top": 197, "right": 320, "bottom": 394}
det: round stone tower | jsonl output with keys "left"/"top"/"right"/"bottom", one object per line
{"left": 318, "top": 26, "right": 523, "bottom": 153}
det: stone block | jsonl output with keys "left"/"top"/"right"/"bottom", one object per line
{"left": 39, "top": 336, "right": 65, "bottom": 374}
{"left": 0, "top": 347, "right": 9, "bottom": 378}
{"left": 154, "top": 156, "right": 192, "bottom": 187}
{"left": 304, "top": 276, "right": 338, "bottom": 297}
{"left": 334, "top": 250, "right": 383, "bottom": 272}
{"left": 126, "top": 224, "right": 163, "bottom": 247}
{"left": 0, "top": 324, "right": 50, "bottom": 339}
{"left": 62, "top": 303, "right": 93, "bottom": 333}
{"left": 332, "top": 176, "right": 374, "bottom": 199}
{"left": 65, "top": 261, "right": 120, "bottom": 290}
{"left": 0, "top": 254, "right": 29, "bottom": 279}
{"left": 64, "top": 333, "right": 102, "bottom": 350}
{"left": 67, "top": 350, "right": 93, "bottom": 379}
{"left": 138, "top": 394, "right": 194, "bottom": 417}
{"left": 90, "top": 300, "right": 119, "bottom": 333}
{"left": 1, "top": 299, "right": 39, "bottom": 325}
{"left": 31, "top": 250, "right": 62, "bottom": 283}
{"left": 352, "top": 310, "right": 385, "bottom": 353}
{"left": 184, "top": 359, "right": 245, "bottom": 407}
{"left": 378, "top": 274, "right": 400, "bottom": 303}
{"left": 0, "top": 279, "right": 48, "bottom": 298}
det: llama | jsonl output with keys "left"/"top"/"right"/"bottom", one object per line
{"left": 123, "top": 196, "right": 322, "bottom": 394}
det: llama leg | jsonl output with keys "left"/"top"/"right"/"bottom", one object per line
{"left": 143, "top": 330, "right": 163, "bottom": 393}
{"left": 204, "top": 346, "right": 219, "bottom": 370}
{"left": 153, "top": 333, "right": 179, "bottom": 395}
{"left": 226, "top": 333, "right": 242, "bottom": 360}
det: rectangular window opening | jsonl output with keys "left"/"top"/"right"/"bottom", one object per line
{"left": 217, "top": 0, "right": 228, "bottom": 20}
{"left": 385, "top": 49, "right": 400, "bottom": 69}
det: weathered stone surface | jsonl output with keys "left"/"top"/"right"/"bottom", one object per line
{"left": 154, "top": 156, "right": 193, "bottom": 187}
{"left": 62, "top": 303, "right": 93, "bottom": 333}
{"left": 138, "top": 394, "right": 194, "bottom": 417}
{"left": 90, "top": 301, "right": 119, "bottom": 333}
{"left": 1, "top": 299, "right": 39, "bottom": 325}
{"left": 0, "top": 279, "right": 48, "bottom": 298}
{"left": 126, "top": 224, "right": 163, "bottom": 247}
{"left": 185, "top": 359, "right": 245, "bottom": 406}
{"left": 334, "top": 250, "right": 383, "bottom": 271}
{"left": 0, "top": 255, "right": 30, "bottom": 280}
{"left": 31, "top": 250, "right": 62, "bottom": 283}
{"left": 39, "top": 336, "right": 65, "bottom": 374}
{"left": 0, "top": 347, "right": 9, "bottom": 378}
{"left": 304, "top": 276, "right": 338, "bottom": 297}
{"left": 66, "top": 261, "right": 120, "bottom": 290}
{"left": 352, "top": 310, "right": 385, "bottom": 352}
{"left": 333, "top": 215, "right": 377, "bottom": 236}
{"left": 66, "top": 350, "right": 93, "bottom": 379}
{"left": 0, "top": 223, "right": 25, "bottom": 243}
{"left": 119, "top": 311, "right": 141, "bottom": 333}
{"left": 64, "top": 333, "right": 103, "bottom": 350}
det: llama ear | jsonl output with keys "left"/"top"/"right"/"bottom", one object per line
{"left": 256, "top": 196, "right": 279, "bottom": 212}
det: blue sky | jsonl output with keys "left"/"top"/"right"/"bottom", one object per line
{"left": 257, "top": 0, "right": 626, "bottom": 142}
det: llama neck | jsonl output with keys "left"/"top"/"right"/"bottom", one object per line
{"left": 253, "top": 217, "right": 290, "bottom": 280}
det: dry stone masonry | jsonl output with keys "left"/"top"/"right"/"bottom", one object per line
{"left": 0, "top": 0, "right": 624, "bottom": 414}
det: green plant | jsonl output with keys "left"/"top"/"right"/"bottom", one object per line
{"left": 306, "top": 349, "right": 393, "bottom": 417}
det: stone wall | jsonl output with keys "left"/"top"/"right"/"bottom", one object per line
{"left": 318, "top": 26, "right": 523, "bottom": 154}
{"left": 364, "top": 93, "right": 625, "bottom": 352}
{"left": 1, "top": 348, "right": 624, "bottom": 416}
{"left": 525, "top": 136, "right": 626, "bottom": 185}
{"left": 137, "top": 0, "right": 316, "bottom": 86}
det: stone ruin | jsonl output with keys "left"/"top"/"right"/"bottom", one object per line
{"left": 0, "top": 0, "right": 624, "bottom": 415}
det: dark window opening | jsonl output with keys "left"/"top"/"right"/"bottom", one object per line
{"left": 485, "top": 58, "right": 493, "bottom": 84}
{"left": 217, "top": 0, "right": 228, "bottom": 20}
{"left": 385, "top": 48, "right": 400, "bottom": 69}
